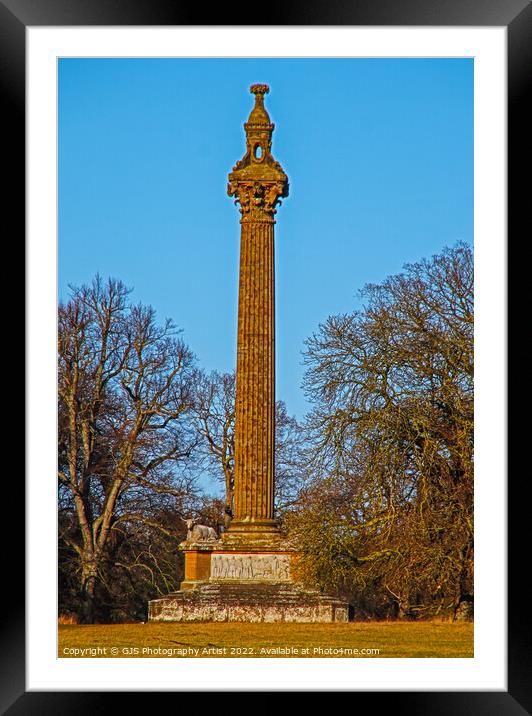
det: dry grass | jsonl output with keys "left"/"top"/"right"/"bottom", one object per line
{"left": 59, "top": 620, "right": 473, "bottom": 658}
{"left": 58, "top": 613, "right": 78, "bottom": 625}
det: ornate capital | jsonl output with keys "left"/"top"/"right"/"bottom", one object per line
{"left": 228, "top": 180, "right": 287, "bottom": 223}
{"left": 228, "top": 84, "right": 289, "bottom": 222}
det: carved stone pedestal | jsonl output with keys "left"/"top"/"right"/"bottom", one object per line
{"left": 178, "top": 539, "right": 293, "bottom": 588}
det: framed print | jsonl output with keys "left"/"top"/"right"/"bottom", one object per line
{"left": 5, "top": 0, "right": 528, "bottom": 711}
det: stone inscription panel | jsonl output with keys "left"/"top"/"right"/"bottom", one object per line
{"left": 211, "top": 553, "right": 291, "bottom": 581}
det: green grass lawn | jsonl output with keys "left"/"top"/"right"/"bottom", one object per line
{"left": 59, "top": 621, "right": 473, "bottom": 658}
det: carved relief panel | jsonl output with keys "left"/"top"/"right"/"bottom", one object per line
{"left": 211, "top": 553, "right": 291, "bottom": 581}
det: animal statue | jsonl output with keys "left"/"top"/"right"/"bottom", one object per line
{"left": 184, "top": 518, "right": 218, "bottom": 543}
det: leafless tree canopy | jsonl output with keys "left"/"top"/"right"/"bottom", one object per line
{"left": 287, "top": 243, "right": 473, "bottom": 619}
{"left": 58, "top": 277, "right": 200, "bottom": 622}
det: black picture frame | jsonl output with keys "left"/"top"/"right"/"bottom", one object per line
{"left": 7, "top": 0, "right": 526, "bottom": 711}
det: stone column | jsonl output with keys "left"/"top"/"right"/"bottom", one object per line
{"left": 225, "top": 84, "right": 289, "bottom": 544}
{"left": 148, "top": 84, "right": 351, "bottom": 620}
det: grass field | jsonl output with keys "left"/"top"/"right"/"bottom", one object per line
{"left": 59, "top": 621, "right": 473, "bottom": 658}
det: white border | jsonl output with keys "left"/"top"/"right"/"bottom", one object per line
{"left": 27, "top": 27, "right": 506, "bottom": 691}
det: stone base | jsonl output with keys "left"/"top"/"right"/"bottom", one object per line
{"left": 148, "top": 582, "right": 349, "bottom": 623}
{"left": 221, "top": 519, "right": 283, "bottom": 548}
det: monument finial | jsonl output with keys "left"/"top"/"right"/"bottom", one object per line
{"left": 246, "top": 84, "right": 272, "bottom": 127}
{"left": 250, "top": 83, "right": 269, "bottom": 96}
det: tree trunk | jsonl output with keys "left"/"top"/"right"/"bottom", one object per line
{"left": 78, "top": 559, "right": 98, "bottom": 624}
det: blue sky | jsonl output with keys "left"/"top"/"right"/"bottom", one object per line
{"left": 59, "top": 58, "right": 473, "bottom": 422}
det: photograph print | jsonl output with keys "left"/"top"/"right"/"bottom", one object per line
{"left": 58, "top": 57, "right": 474, "bottom": 659}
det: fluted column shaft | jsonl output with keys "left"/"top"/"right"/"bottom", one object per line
{"left": 226, "top": 83, "right": 288, "bottom": 543}
{"left": 233, "top": 218, "right": 276, "bottom": 524}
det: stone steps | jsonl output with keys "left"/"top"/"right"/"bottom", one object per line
{"left": 149, "top": 582, "right": 349, "bottom": 622}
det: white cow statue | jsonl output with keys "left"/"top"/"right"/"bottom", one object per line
{"left": 185, "top": 518, "right": 218, "bottom": 543}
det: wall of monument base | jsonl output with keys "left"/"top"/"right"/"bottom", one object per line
{"left": 149, "top": 603, "right": 347, "bottom": 623}
{"left": 148, "top": 584, "right": 349, "bottom": 623}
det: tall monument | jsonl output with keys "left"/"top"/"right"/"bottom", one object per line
{"left": 148, "top": 86, "right": 349, "bottom": 622}
{"left": 224, "top": 83, "right": 287, "bottom": 546}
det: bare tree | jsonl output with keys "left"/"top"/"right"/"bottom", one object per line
{"left": 58, "top": 276, "right": 199, "bottom": 622}
{"left": 288, "top": 243, "right": 474, "bottom": 619}
{"left": 192, "top": 370, "right": 235, "bottom": 520}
